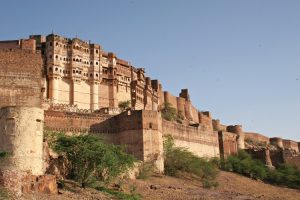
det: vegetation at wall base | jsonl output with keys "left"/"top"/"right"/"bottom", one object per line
{"left": 163, "top": 135, "right": 219, "bottom": 188}
{"left": 52, "top": 133, "right": 135, "bottom": 188}
{"left": 136, "top": 161, "right": 156, "bottom": 180}
{"left": 221, "top": 150, "right": 300, "bottom": 189}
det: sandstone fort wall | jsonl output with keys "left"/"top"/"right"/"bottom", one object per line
{"left": 245, "top": 132, "right": 270, "bottom": 144}
{"left": 162, "top": 120, "right": 220, "bottom": 157}
{"left": 0, "top": 49, "right": 42, "bottom": 108}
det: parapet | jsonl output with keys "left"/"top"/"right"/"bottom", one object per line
{"left": 0, "top": 106, "right": 44, "bottom": 175}
{"left": 0, "top": 38, "right": 36, "bottom": 52}
{"left": 198, "top": 111, "right": 213, "bottom": 131}
{"left": 283, "top": 139, "right": 299, "bottom": 152}
{"left": 212, "top": 119, "right": 227, "bottom": 131}
{"left": 270, "top": 137, "right": 284, "bottom": 149}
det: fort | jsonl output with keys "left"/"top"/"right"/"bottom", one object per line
{"left": 0, "top": 34, "right": 299, "bottom": 196}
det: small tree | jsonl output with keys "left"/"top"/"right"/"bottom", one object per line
{"left": 118, "top": 100, "right": 131, "bottom": 112}
{"left": 54, "top": 134, "right": 135, "bottom": 188}
{"left": 161, "top": 102, "right": 177, "bottom": 121}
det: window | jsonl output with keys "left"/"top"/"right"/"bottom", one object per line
{"left": 55, "top": 68, "right": 58, "bottom": 71}
{"left": 95, "top": 50, "right": 99, "bottom": 54}
{"left": 49, "top": 42, "right": 52, "bottom": 46}
{"left": 96, "top": 62, "right": 98, "bottom": 65}
{"left": 55, "top": 55, "right": 58, "bottom": 59}
{"left": 56, "top": 42, "right": 58, "bottom": 46}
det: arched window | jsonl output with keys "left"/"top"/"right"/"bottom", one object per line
{"left": 55, "top": 68, "right": 58, "bottom": 71}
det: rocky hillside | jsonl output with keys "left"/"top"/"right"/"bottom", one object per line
{"left": 22, "top": 171, "right": 300, "bottom": 200}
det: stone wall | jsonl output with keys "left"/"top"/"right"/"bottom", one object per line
{"left": 283, "top": 140, "right": 299, "bottom": 152}
{"left": 0, "top": 49, "right": 42, "bottom": 108}
{"left": 44, "top": 110, "right": 113, "bottom": 133}
{"left": 162, "top": 120, "right": 220, "bottom": 158}
{"left": 245, "top": 132, "right": 270, "bottom": 144}
{"left": 218, "top": 131, "right": 238, "bottom": 159}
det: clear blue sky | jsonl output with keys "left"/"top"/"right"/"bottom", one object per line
{"left": 1, "top": 0, "right": 299, "bottom": 141}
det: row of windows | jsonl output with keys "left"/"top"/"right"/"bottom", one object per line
{"left": 49, "top": 67, "right": 99, "bottom": 78}
{"left": 48, "top": 42, "right": 99, "bottom": 54}
{"left": 48, "top": 54, "right": 99, "bottom": 65}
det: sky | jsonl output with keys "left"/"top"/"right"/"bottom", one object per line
{"left": 0, "top": 0, "right": 299, "bottom": 141}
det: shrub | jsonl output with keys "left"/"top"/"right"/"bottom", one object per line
{"left": 118, "top": 100, "right": 131, "bottom": 112}
{"left": 222, "top": 150, "right": 300, "bottom": 189}
{"left": 266, "top": 164, "right": 300, "bottom": 189}
{"left": 161, "top": 102, "right": 178, "bottom": 121}
{"left": 222, "top": 150, "right": 267, "bottom": 180}
{"left": 53, "top": 134, "right": 135, "bottom": 188}
{"left": 163, "top": 135, "right": 219, "bottom": 188}
{"left": 137, "top": 161, "right": 155, "bottom": 180}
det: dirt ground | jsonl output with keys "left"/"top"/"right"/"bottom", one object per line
{"left": 22, "top": 171, "right": 300, "bottom": 200}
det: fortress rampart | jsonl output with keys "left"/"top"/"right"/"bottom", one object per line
{"left": 0, "top": 33, "right": 299, "bottom": 196}
{"left": 162, "top": 120, "right": 219, "bottom": 157}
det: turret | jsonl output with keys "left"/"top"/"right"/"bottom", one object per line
{"left": 227, "top": 125, "right": 245, "bottom": 149}
{"left": 0, "top": 106, "right": 44, "bottom": 175}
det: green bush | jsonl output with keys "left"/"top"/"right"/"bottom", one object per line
{"left": 161, "top": 102, "right": 178, "bottom": 121}
{"left": 222, "top": 150, "right": 267, "bottom": 180}
{"left": 53, "top": 134, "right": 135, "bottom": 188}
{"left": 118, "top": 100, "right": 131, "bottom": 112}
{"left": 266, "top": 164, "right": 300, "bottom": 189}
{"left": 163, "top": 135, "right": 219, "bottom": 188}
{"left": 222, "top": 150, "right": 300, "bottom": 189}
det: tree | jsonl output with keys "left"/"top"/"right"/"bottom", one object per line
{"left": 54, "top": 134, "right": 135, "bottom": 188}
{"left": 118, "top": 100, "right": 131, "bottom": 112}
{"left": 161, "top": 102, "right": 178, "bottom": 121}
